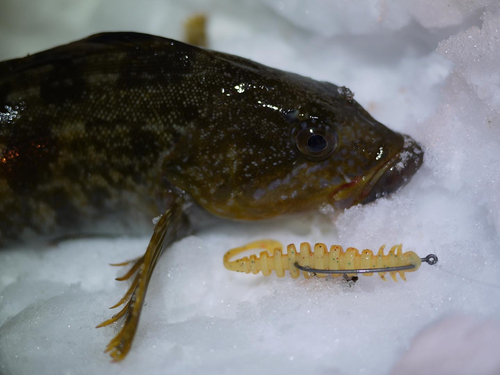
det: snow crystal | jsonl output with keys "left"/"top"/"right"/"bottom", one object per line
{"left": 337, "top": 86, "right": 355, "bottom": 101}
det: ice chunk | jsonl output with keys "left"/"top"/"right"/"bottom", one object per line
{"left": 438, "top": 9, "right": 500, "bottom": 109}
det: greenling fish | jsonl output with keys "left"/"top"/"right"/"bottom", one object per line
{"left": 0, "top": 32, "right": 423, "bottom": 361}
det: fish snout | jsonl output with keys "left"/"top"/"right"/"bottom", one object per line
{"left": 361, "top": 135, "right": 423, "bottom": 204}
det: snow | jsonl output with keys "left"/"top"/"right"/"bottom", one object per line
{"left": 392, "top": 316, "right": 500, "bottom": 375}
{"left": 2, "top": 0, "right": 500, "bottom": 374}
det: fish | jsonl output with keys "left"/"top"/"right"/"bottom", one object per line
{"left": 0, "top": 32, "right": 424, "bottom": 360}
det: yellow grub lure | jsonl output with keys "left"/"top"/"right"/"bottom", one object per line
{"left": 223, "top": 240, "right": 438, "bottom": 281}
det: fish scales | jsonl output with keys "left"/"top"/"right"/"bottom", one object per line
{"left": 0, "top": 32, "right": 424, "bottom": 360}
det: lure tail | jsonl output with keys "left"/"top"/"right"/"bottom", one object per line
{"left": 96, "top": 197, "right": 184, "bottom": 361}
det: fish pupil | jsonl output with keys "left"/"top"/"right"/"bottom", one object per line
{"left": 307, "top": 134, "right": 327, "bottom": 152}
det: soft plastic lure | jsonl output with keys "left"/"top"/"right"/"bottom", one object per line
{"left": 223, "top": 240, "right": 438, "bottom": 281}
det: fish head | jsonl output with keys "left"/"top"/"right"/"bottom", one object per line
{"left": 286, "top": 86, "right": 425, "bottom": 209}
{"left": 227, "top": 88, "right": 424, "bottom": 218}
{"left": 166, "top": 78, "right": 423, "bottom": 220}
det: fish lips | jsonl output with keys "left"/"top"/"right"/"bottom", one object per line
{"left": 360, "top": 135, "right": 424, "bottom": 204}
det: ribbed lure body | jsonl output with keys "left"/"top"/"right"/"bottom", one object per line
{"left": 224, "top": 240, "right": 422, "bottom": 281}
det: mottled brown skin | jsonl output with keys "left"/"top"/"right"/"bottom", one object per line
{"left": 0, "top": 32, "right": 423, "bottom": 359}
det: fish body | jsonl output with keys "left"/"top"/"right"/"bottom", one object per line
{"left": 0, "top": 32, "right": 423, "bottom": 359}
{"left": 0, "top": 32, "right": 422, "bottom": 243}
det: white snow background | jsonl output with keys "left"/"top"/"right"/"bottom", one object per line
{"left": 1, "top": 0, "right": 500, "bottom": 374}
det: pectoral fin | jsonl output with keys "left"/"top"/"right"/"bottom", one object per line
{"left": 96, "top": 195, "right": 184, "bottom": 361}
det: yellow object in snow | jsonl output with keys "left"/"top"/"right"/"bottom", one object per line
{"left": 224, "top": 240, "right": 438, "bottom": 282}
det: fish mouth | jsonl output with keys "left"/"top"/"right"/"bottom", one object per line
{"left": 358, "top": 135, "right": 424, "bottom": 204}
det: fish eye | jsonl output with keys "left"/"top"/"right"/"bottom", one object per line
{"left": 294, "top": 125, "right": 338, "bottom": 161}
{"left": 307, "top": 134, "right": 327, "bottom": 152}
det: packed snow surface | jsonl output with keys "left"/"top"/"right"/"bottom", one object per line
{"left": 1, "top": 1, "right": 500, "bottom": 374}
